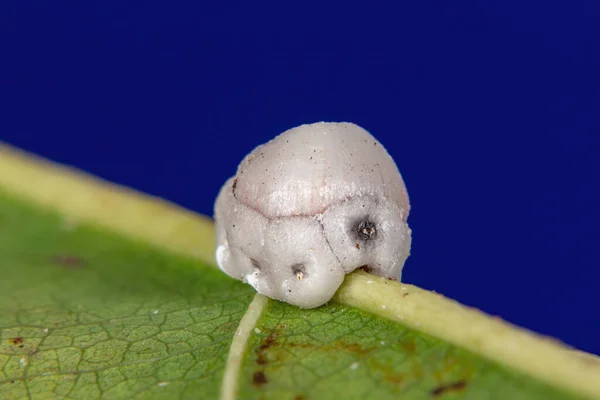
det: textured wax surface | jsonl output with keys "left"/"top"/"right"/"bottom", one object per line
{"left": 214, "top": 122, "right": 412, "bottom": 308}
{"left": 233, "top": 122, "right": 410, "bottom": 218}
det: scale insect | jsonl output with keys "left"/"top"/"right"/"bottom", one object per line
{"left": 214, "top": 122, "right": 412, "bottom": 308}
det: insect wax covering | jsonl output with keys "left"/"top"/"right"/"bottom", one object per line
{"left": 214, "top": 122, "right": 411, "bottom": 308}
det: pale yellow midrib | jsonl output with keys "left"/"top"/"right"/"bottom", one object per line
{"left": 1, "top": 141, "right": 600, "bottom": 400}
{"left": 0, "top": 143, "right": 216, "bottom": 265}
{"left": 220, "top": 294, "right": 268, "bottom": 400}
{"left": 334, "top": 273, "right": 600, "bottom": 400}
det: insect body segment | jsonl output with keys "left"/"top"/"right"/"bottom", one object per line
{"left": 214, "top": 122, "right": 412, "bottom": 308}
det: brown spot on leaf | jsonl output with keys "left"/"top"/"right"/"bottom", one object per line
{"left": 256, "top": 331, "right": 277, "bottom": 366}
{"left": 253, "top": 371, "right": 268, "bottom": 386}
{"left": 338, "top": 342, "right": 375, "bottom": 354}
{"left": 293, "top": 395, "right": 306, "bottom": 400}
{"left": 10, "top": 337, "right": 24, "bottom": 346}
{"left": 384, "top": 373, "right": 406, "bottom": 386}
{"left": 52, "top": 255, "right": 85, "bottom": 269}
{"left": 259, "top": 333, "right": 277, "bottom": 352}
{"left": 402, "top": 342, "right": 416, "bottom": 353}
{"left": 370, "top": 359, "right": 410, "bottom": 388}
{"left": 430, "top": 380, "right": 468, "bottom": 396}
{"left": 432, "top": 356, "right": 466, "bottom": 383}
{"left": 403, "top": 293, "right": 409, "bottom": 297}
{"left": 255, "top": 324, "right": 375, "bottom": 373}
{"left": 287, "top": 340, "right": 375, "bottom": 355}
{"left": 286, "top": 342, "right": 312, "bottom": 349}
{"left": 256, "top": 355, "right": 267, "bottom": 365}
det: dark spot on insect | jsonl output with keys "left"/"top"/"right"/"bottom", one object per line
{"left": 251, "top": 259, "right": 261, "bottom": 270}
{"left": 10, "top": 337, "right": 24, "bottom": 346}
{"left": 253, "top": 371, "right": 268, "bottom": 386}
{"left": 359, "top": 265, "right": 373, "bottom": 273}
{"left": 355, "top": 243, "right": 360, "bottom": 249}
{"left": 292, "top": 264, "right": 307, "bottom": 280}
{"left": 430, "top": 380, "right": 468, "bottom": 396}
{"left": 357, "top": 220, "right": 377, "bottom": 240}
{"left": 232, "top": 178, "right": 238, "bottom": 192}
{"left": 52, "top": 255, "right": 85, "bottom": 269}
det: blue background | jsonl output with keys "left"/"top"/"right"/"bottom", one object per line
{"left": 2, "top": 2, "right": 599, "bottom": 354}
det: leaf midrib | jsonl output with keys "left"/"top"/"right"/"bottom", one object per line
{"left": 220, "top": 294, "right": 268, "bottom": 400}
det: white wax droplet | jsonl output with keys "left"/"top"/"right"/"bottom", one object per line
{"left": 216, "top": 245, "right": 227, "bottom": 272}
{"left": 246, "top": 271, "right": 260, "bottom": 291}
{"left": 213, "top": 122, "right": 412, "bottom": 309}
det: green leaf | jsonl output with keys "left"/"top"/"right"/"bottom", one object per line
{"left": 0, "top": 143, "right": 599, "bottom": 400}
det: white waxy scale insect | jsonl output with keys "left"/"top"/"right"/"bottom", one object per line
{"left": 214, "top": 122, "right": 412, "bottom": 308}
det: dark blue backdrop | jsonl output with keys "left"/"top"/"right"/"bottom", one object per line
{"left": 2, "top": 2, "right": 599, "bottom": 354}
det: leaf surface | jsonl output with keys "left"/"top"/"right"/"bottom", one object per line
{"left": 0, "top": 144, "right": 598, "bottom": 400}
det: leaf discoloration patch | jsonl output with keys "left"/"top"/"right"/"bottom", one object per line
{"left": 430, "top": 380, "right": 468, "bottom": 397}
